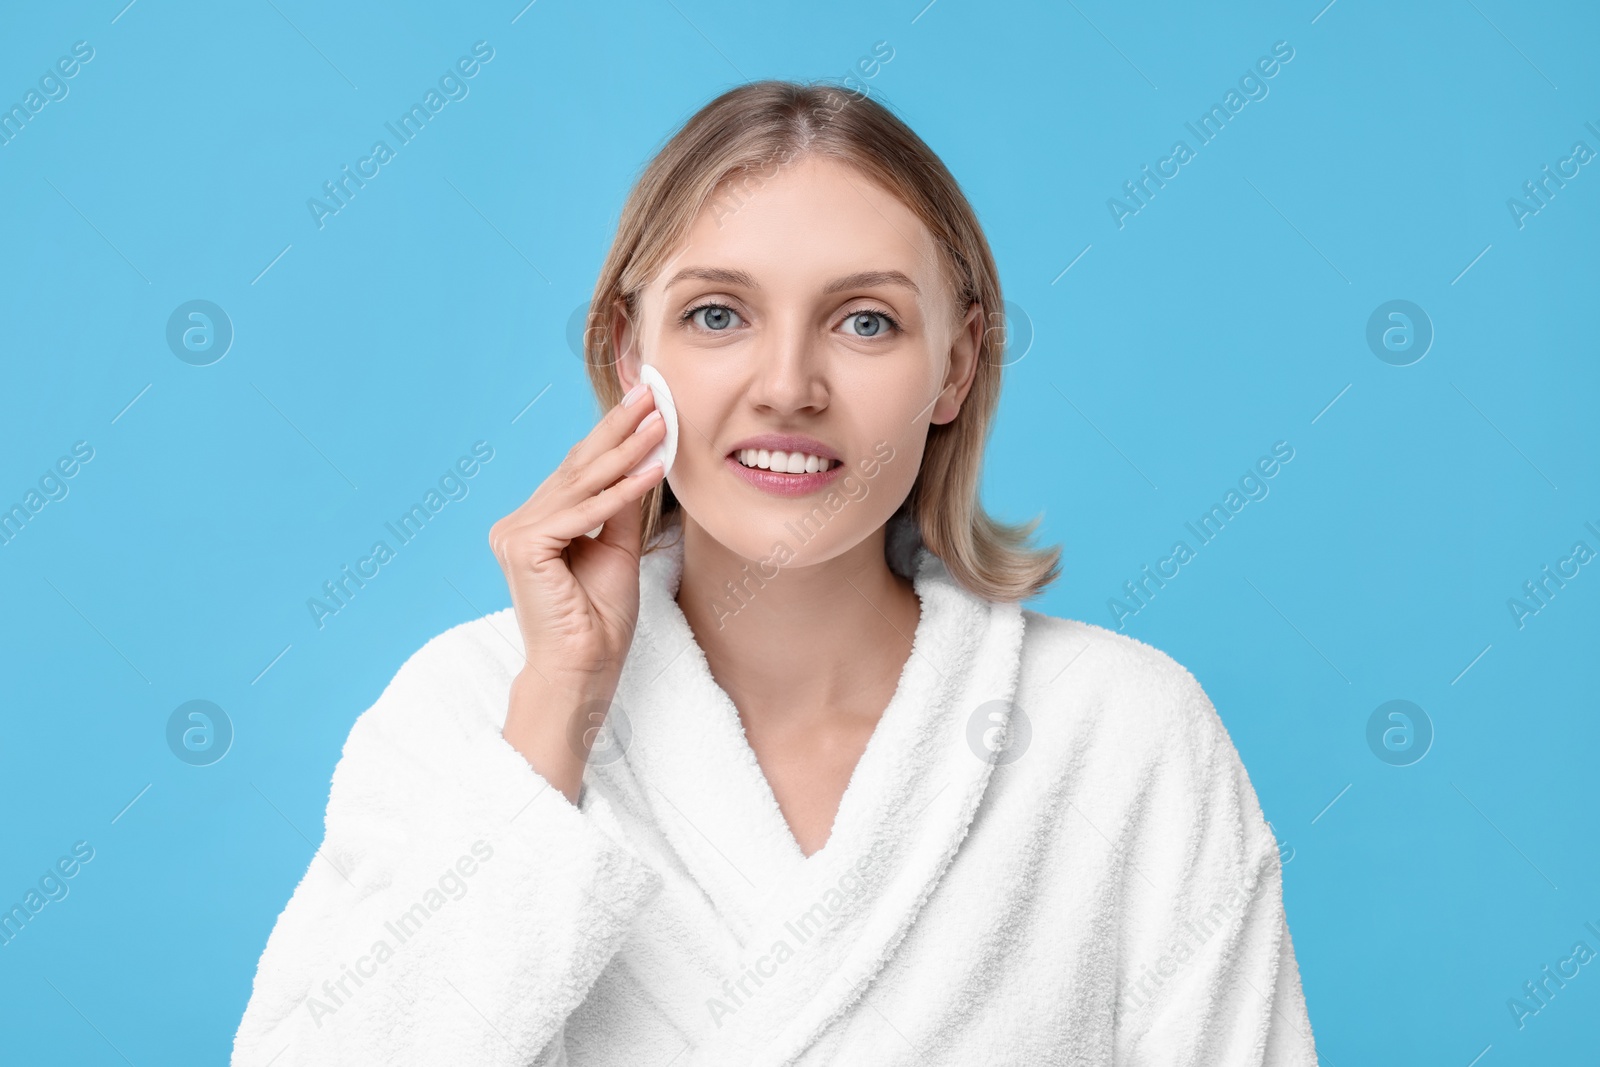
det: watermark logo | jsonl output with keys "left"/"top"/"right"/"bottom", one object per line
{"left": 705, "top": 840, "right": 887, "bottom": 1028}
{"left": 1365, "top": 699, "right": 1432, "bottom": 767}
{"left": 0, "top": 841, "right": 95, "bottom": 949}
{"left": 1107, "top": 40, "right": 1295, "bottom": 229}
{"left": 304, "top": 841, "right": 495, "bottom": 1027}
{"left": 166, "top": 300, "right": 233, "bottom": 366}
{"left": 1507, "top": 919, "right": 1600, "bottom": 1031}
{"left": 709, "top": 441, "right": 896, "bottom": 629}
{"left": 706, "top": 42, "right": 895, "bottom": 232}
{"left": 965, "top": 699, "right": 1032, "bottom": 765}
{"left": 566, "top": 299, "right": 622, "bottom": 367}
{"left": 307, "top": 42, "right": 495, "bottom": 230}
{"left": 568, "top": 698, "right": 631, "bottom": 767}
{"left": 1507, "top": 522, "right": 1598, "bottom": 630}
{"left": 1116, "top": 865, "right": 1279, "bottom": 1016}
{"left": 983, "top": 301, "right": 1033, "bottom": 368}
{"left": 0, "top": 40, "right": 95, "bottom": 149}
{"left": 1108, "top": 441, "right": 1295, "bottom": 630}
{"left": 166, "top": 700, "right": 233, "bottom": 767}
{"left": 307, "top": 441, "right": 495, "bottom": 630}
{"left": 1506, "top": 121, "right": 1598, "bottom": 230}
{"left": 1365, "top": 299, "right": 1432, "bottom": 366}
{"left": 0, "top": 440, "right": 95, "bottom": 549}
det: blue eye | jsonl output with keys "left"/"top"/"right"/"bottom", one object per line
{"left": 843, "top": 310, "right": 897, "bottom": 337}
{"left": 689, "top": 304, "right": 741, "bottom": 331}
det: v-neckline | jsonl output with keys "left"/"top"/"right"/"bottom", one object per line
{"left": 612, "top": 515, "right": 950, "bottom": 897}
{"left": 655, "top": 530, "right": 942, "bottom": 874}
{"left": 603, "top": 514, "right": 1029, "bottom": 1065}
{"left": 697, "top": 573, "right": 930, "bottom": 867}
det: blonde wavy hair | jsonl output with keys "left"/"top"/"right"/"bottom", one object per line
{"left": 581, "top": 79, "right": 1060, "bottom": 603}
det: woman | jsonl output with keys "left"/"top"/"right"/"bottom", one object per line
{"left": 232, "top": 81, "right": 1317, "bottom": 1066}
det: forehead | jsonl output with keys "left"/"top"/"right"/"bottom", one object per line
{"left": 654, "top": 155, "right": 946, "bottom": 298}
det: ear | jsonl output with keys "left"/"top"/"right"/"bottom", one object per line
{"left": 930, "top": 301, "right": 983, "bottom": 426}
{"left": 609, "top": 299, "right": 643, "bottom": 395}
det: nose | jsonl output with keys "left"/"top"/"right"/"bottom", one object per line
{"left": 744, "top": 314, "right": 829, "bottom": 416}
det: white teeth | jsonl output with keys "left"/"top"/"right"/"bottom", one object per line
{"left": 735, "top": 448, "right": 835, "bottom": 473}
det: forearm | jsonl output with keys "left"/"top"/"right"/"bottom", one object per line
{"left": 235, "top": 660, "right": 661, "bottom": 1066}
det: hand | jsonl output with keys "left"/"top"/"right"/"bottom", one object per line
{"left": 487, "top": 382, "right": 666, "bottom": 798}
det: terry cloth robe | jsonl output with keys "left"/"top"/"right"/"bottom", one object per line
{"left": 232, "top": 515, "right": 1318, "bottom": 1066}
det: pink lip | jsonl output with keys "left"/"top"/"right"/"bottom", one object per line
{"left": 724, "top": 434, "right": 845, "bottom": 498}
{"left": 725, "top": 453, "right": 847, "bottom": 497}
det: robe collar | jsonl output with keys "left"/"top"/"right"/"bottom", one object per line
{"left": 605, "top": 513, "right": 1026, "bottom": 1065}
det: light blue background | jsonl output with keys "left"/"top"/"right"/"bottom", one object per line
{"left": 2, "top": 0, "right": 1596, "bottom": 1062}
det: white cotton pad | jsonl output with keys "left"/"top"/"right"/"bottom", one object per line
{"left": 626, "top": 363, "right": 679, "bottom": 478}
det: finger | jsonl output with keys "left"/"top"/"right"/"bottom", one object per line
{"left": 536, "top": 407, "right": 668, "bottom": 522}
{"left": 592, "top": 468, "right": 646, "bottom": 556}
{"left": 566, "top": 384, "right": 657, "bottom": 474}
{"left": 505, "top": 390, "right": 660, "bottom": 522}
{"left": 594, "top": 407, "right": 668, "bottom": 484}
{"left": 539, "top": 461, "right": 664, "bottom": 546}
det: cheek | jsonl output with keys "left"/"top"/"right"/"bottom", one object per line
{"left": 860, "top": 438, "right": 923, "bottom": 510}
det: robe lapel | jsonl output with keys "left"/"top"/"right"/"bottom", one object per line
{"left": 614, "top": 538, "right": 808, "bottom": 931}
{"left": 610, "top": 525, "right": 1025, "bottom": 1066}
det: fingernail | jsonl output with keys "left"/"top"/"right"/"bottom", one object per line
{"left": 632, "top": 409, "right": 663, "bottom": 434}
{"left": 622, "top": 381, "right": 648, "bottom": 406}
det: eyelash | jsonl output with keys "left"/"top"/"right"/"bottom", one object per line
{"left": 678, "top": 301, "right": 903, "bottom": 336}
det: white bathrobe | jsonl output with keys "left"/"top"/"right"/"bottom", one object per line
{"left": 232, "top": 517, "right": 1318, "bottom": 1066}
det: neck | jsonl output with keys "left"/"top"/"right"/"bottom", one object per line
{"left": 675, "top": 514, "right": 920, "bottom": 724}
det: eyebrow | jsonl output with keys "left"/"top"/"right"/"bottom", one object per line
{"left": 664, "top": 267, "right": 757, "bottom": 290}
{"left": 663, "top": 267, "right": 920, "bottom": 296}
{"left": 824, "top": 270, "right": 920, "bottom": 296}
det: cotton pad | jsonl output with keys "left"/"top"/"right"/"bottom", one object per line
{"left": 626, "top": 363, "right": 679, "bottom": 478}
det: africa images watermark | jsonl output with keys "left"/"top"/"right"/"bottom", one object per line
{"left": 705, "top": 40, "right": 895, "bottom": 229}
{"left": 710, "top": 440, "right": 897, "bottom": 629}
{"left": 307, "top": 441, "right": 495, "bottom": 630}
{"left": 1506, "top": 917, "right": 1600, "bottom": 1032}
{"left": 705, "top": 840, "right": 887, "bottom": 1028}
{"left": 306, "top": 41, "right": 496, "bottom": 229}
{"left": 0, "top": 40, "right": 95, "bottom": 148}
{"left": 1107, "top": 39, "right": 1296, "bottom": 229}
{"left": 1117, "top": 830, "right": 1295, "bottom": 1016}
{"left": 1107, "top": 441, "right": 1295, "bottom": 630}
{"left": 0, "top": 840, "right": 96, "bottom": 949}
{"left": 303, "top": 840, "right": 494, "bottom": 1028}
{"left": 0, "top": 440, "right": 95, "bottom": 549}
{"left": 1505, "top": 519, "right": 1598, "bottom": 631}
{"left": 1506, "top": 119, "right": 1599, "bottom": 230}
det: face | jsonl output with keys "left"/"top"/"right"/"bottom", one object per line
{"left": 614, "top": 155, "right": 981, "bottom": 569}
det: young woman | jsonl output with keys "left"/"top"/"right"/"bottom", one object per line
{"left": 233, "top": 81, "right": 1317, "bottom": 1066}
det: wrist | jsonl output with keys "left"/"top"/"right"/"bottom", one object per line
{"left": 504, "top": 668, "right": 618, "bottom": 806}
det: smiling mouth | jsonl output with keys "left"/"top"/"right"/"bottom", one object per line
{"left": 731, "top": 448, "right": 841, "bottom": 475}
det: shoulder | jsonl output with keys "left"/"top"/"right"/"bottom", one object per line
{"left": 340, "top": 607, "right": 525, "bottom": 764}
{"left": 310, "top": 608, "right": 530, "bottom": 838}
{"left": 1017, "top": 608, "right": 1222, "bottom": 750}
{"left": 1014, "top": 608, "right": 1272, "bottom": 854}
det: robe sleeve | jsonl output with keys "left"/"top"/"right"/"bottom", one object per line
{"left": 1111, "top": 667, "right": 1318, "bottom": 1067}
{"left": 230, "top": 625, "right": 663, "bottom": 1067}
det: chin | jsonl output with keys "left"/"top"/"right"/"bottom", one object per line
{"left": 675, "top": 489, "right": 886, "bottom": 571}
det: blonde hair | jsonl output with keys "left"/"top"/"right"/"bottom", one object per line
{"left": 582, "top": 79, "right": 1060, "bottom": 602}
